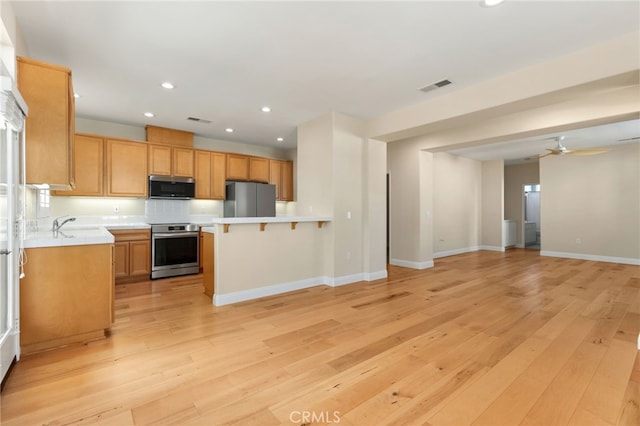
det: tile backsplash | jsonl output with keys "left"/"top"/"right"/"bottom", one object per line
{"left": 144, "top": 199, "right": 190, "bottom": 224}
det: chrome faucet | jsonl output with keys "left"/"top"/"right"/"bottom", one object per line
{"left": 52, "top": 215, "right": 76, "bottom": 232}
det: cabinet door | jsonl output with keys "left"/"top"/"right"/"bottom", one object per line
{"left": 202, "top": 232, "right": 214, "bottom": 298}
{"left": 211, "top": 152, "right": 227, "bottom": 199}
{"left": 249, "top": 157, "right": 270, "bottom": 183}
{"left": 148, "top": 144, "right": 172, "bottom": 176}
{"left": 269, "top": 160, "right": 282, "bottom": 200}
{"left": 129, "top": 240, "right": 150, "bottom": 277}
{"left": 18, "top": 57, "right": 74, "bottom": 189}
{"left": 113, "top": 242, "right": 129, "bottom": 279}
{"left": 172, "top": 148, "right": 194, "bottom": 177}
{"left": 106, "top": 139, "right": 148, "bottom": 197}
{"left": 58, "top": 134, "right": 103, "bottom": 196}
{"left": 194, "top": 150, "right": 212, "bottom": 199}
{"left": 281, "top": 161, "right": 294, "bottom": 201}
{"left": 20, "top": 245, "right": 112, "bottom": 353}
{"left": 226, "top": 154, "right": 249, "bottom": 181}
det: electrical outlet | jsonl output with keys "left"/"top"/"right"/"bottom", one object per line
{"left": 347, "top": 211, "right": 351, "bottom": 219}
{"left": 347, "top": 251, "right": 351, "bottom": 261}
{"left": 575, "top": 238, "right": 582, "bottom": 244}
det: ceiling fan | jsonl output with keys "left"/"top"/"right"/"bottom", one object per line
{"left": 539, "top": 136, "right": 608, "bottom": 158}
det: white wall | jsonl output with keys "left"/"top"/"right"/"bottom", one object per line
{"left": 540, "top": 142, "right": 640, "bottom": 264}
{"left": 212, "top": 222, "right": 328, "bottom": 305}
{"left": 297, "top": 112, "right": 387, "bottom": 283}
{"left": 362, "top": 138, "right": 387, "bottom": 277}
{"left": 379, "top": 35, "right": 638, "bottom": 267}
{"left": 387, "top": 139, "right": 424, "bottom": 266}
{"left": 433, "top": 152, "right": 481, "bottom": 256}
{"left": 481, "top": 159, "right": 504, "bottom": 250}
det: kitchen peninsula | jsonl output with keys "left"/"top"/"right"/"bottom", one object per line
{"left": 201, "top": 216, "right": 331, "bottom": 305}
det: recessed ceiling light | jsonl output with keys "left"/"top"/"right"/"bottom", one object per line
{"left": 144, "top": 112, "right": 155, "bottom": 118}
{"left": 161, "top": 82, "right": 174, "bottom": 89}
{"left": 225, "top": 128, "right": 234, "bottom": 133}
{"left": 276, "top": 137, "right": 284, "bottom": 142}
{"left": 261, "top": 106, "right": 271, "bottom": 113}
{"left": 480, "top": 0, "right": 505, "bottom": 7}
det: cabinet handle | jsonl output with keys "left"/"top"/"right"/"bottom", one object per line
{"left": 0, "top": 249, "right": 11, "bottom": 255}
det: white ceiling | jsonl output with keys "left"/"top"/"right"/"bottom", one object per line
{"left": 447, "top": 119, "right": 640, "bottom": 165}
{"left": 10, "top": 1, "right": 640, "bottom": 152}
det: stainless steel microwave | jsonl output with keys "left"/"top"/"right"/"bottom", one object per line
{"left": 148, "top": 175, "right": 195, "bottom": 199}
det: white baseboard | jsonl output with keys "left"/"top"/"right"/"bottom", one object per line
{"left": 214, "top": 276, "right": 326, "bottom": 306}
{"left": 330, "top": 273, "right": 364, "bottom": 287}
{"left": 433, "top": 246, "right": 480, "bottom": 259}
{"left": 389, "top": 258, "right": 434, "bottom": 270}
{"left": 540, "top": 250, "right": 640, "bottom": 266}
{"left": 479, "top": 245, "right": 506, "bottom": 252}
{"left": 364, "top": 269, "right": 388, "bottom": 281}
{"left": 214, "top": 269, "right": 390, "bottom": 306}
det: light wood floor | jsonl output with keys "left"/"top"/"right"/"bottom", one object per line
{"left": 1, "top": 249, "right": 638, "bottom": 425}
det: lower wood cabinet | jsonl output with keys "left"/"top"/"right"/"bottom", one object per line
{"left": 110, "top": 229, "right": 151, "bottom": 283}
{"left": 20, "top": 243, "right": 114, "bottom": 355}
{"left": 202, "top": 232, "right": 214, "bottom": 298}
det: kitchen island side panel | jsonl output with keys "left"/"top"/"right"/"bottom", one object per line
{"left": 206, "top": 221, "right": 329, "bottom": 303}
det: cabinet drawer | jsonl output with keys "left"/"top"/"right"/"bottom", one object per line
{"left": 110, "top": 229, "right": 151, "bottom": 242}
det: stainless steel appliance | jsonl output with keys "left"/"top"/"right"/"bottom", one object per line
{"left": 151, "top": 223, "right": 199, "bottom": 279}
{"left": 148, "top": 175, "right": 195, "bottom": 199}
{"left": 224, "top": 181, "right": 276, "bottom": 217}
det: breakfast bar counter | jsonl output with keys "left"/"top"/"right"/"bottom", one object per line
{"left": 201, "top": 216, "right": 332, "bottom": 305}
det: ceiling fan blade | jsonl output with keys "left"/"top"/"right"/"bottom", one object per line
{"left": 538, "top": 152, "right": 554, "bottom": 159}
{"left": 545, "top": 148, "right": 563, "bottom": 155}
{"left": 568, "top": 149, "right": 608, "bottom": 156}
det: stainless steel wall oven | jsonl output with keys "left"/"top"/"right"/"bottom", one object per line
{"left": 151, "top": 224, "right": 199, "bottom": 279}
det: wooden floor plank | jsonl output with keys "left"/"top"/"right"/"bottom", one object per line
{"left": 1, "top": 250, "right": 638, "bottom": 426}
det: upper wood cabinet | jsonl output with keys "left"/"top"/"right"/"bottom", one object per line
{"left": 269, "top": 159, "right": 294, "bottom": 201}
{"left": 106, "top": 139, "right": 148, "bottom": 197}
{"left": 55, "top": 134, "right": 104, "bottom": 196}
{"left": 17, "top": 56, "right": 75, "bottom": 189}
{"left": 226, "top": 154, "right": 270, "bottom": 182}
{"left": 148, "top": 144, "right": 194, "bottom": 177}
{"left": 226, "top": 154, "right": 249, "bottom": 181}
{"left": 280, "top": 161, "right": 294, "bottom": 201}
{"left": 249, "top": 157, "right": 270, "bottom": 183}
{"left": 195, "top": 150, "right": 226, "bottom": 200}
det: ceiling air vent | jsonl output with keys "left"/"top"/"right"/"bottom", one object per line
{"left": 187, "top": 116, "right": 212, "bottom": 124}
{"left": 419, "top": 79, "right": 452, "bottom": 93}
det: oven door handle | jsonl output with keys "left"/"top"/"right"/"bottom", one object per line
{"left": 153, "top": 232, "right": 198, "bottom": 238}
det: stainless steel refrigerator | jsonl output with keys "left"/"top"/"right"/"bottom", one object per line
{"left": 224, "top": 181, "right": 276, "bottom": 217}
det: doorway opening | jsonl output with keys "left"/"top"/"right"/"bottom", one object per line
{"left": 523, "top": 183, "right": 541, "bottom": 249}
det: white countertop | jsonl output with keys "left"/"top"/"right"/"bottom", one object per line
{"left": 209, "top": 216, "right": 331, "bottom": 224}
{"left": 201, "top": 216, "right": 331, "bottom": 234}
{"left": 24, "top": 226, "right": 115, "bottom": 249}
